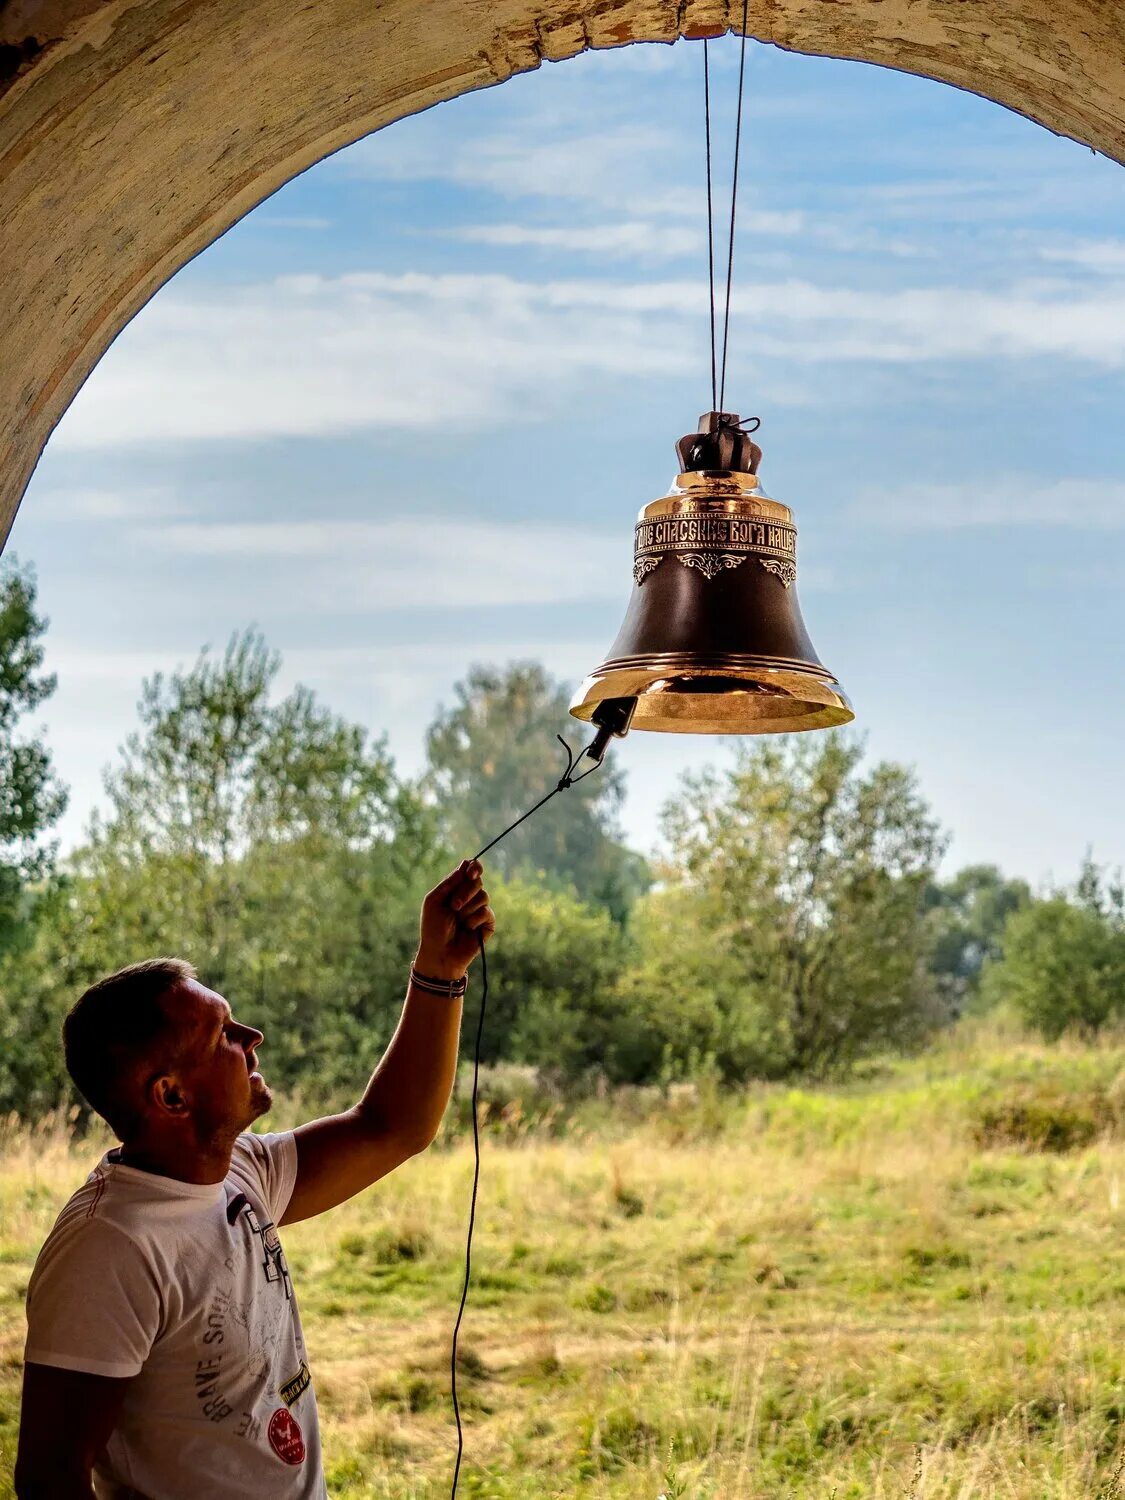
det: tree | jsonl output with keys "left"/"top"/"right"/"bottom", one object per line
{"left": 425, "top": 662, "right": 649, "bottom": 919}
{"left": 0, "top": 630, "right": 445, "bottom": 1116}
{"left": 469, "top": 876, "right": 627, "bottom": 1081}
{"left": 0, "top": 557, "right": 66, "bottom": 953}
{"left": 656, "top": 733, "right": 948, "bottom": 1076}
{"left": 611, "top": 882, "right": 793, "bottom": 1084}
{"left": 0, "top": 878, "right": 85, "bottom": 1117}
{"left": 981, "top": 857, "right": 1125, "bottom": 1037}
{"left": 925, "top": 864, "right": 1031, "bottom": 1016}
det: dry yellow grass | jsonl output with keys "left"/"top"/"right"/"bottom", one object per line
{"left": 1, "top": 1031, "right": 1123, "bottom": 1497}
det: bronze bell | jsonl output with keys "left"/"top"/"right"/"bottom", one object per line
{"left": 570, "top": 412, "right": 854, "bottom": 736}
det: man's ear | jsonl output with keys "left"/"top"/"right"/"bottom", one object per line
{"left": 150, "top": 1073, "right": 189, "bottom": 1117}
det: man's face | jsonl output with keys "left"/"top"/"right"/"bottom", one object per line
{"left": 162, "top": 980, "right": 273, "bottom": 1140}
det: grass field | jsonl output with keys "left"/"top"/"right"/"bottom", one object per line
{"left": 1, "top": 1024, "right": 1123, "bottom": 1498}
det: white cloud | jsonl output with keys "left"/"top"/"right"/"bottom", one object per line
{"left": 134, "top": 517, "right": 632, "bottom": 610}
{"left": 745, "top": 210, "right": 806, "bottom": 237}
{"left": 50, "top": 646, "right": 177, "bottom": 690}
{"left": 144, "top": 516, "right": 834, "bottom": 607}
{"left": 1040, "top": 240, "right": 1125, "bottom": 275}
{"left": 340, "top": 102, "right": 1085, "bottom": 241}
{"left": 450, "top": 221, "right": 704, "bottom": 258}
{"left": 348, "top": 121, "right": 837, "bottom": 243}
{"left": 853, "top": 476, "right": 1125, "bottom": 529}
{"left": 50, "top": 268, "right": 1125, "bottom": 452}
{"left": 856, "top": 171, "right": 1077, "bottom": 224}
{"left": 344, "top": 124, "right": 674, "bottom": 208}
{"left": 54, "top": 270, "right": 693, "bottom": 450}
{"left": 31, "top": 486, "right": 190, "bottom": 522}
{"left": 446, "top": 209, "right": 806, "bottom": 260}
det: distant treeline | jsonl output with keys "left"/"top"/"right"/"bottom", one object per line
{"left": 0, "top": 558, "right": 1121, "bottom": 1121}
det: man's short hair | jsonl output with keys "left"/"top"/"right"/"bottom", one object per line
{"left": 63, "top": 958, "right": 198, "bottom": 1138}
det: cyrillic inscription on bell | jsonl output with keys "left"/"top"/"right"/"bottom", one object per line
{"left": 632, "top": 498, "right": 798, "bottom": 589}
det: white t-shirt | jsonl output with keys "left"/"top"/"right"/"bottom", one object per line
{"left": 25, "top": 1132, "right": 326, "bottom": 1500}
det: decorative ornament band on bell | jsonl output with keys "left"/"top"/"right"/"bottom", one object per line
{"left": 569, "top": 412, "right": 854, "bottom": 736}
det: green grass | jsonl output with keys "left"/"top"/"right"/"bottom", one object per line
{"left": 1, "top": 1023, "right": 1123, "bottom": 1496}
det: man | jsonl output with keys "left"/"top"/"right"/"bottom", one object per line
{"left": 15, "top": 859, "right": 494, "bottom": 1500}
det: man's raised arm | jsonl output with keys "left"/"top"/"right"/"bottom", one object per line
{"left": 280, "top": 859, "right": 494, "bottom": 1225}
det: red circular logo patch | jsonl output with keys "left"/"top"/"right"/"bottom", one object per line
{"left": 268, "top": 1407, "right": 306, "bottom": 1465}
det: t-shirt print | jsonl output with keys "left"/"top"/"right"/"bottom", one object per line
{"left": 192, "top": 1187, "right": 294, "bottom": 1424}
{"left": 25, "top": 1132, "right": 327, "bottom": 1500}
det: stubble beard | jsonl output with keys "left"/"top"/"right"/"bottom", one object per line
{"left": 249, "top": 1075, "right": 274, "bottom": 1120}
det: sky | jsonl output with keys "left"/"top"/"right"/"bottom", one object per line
{"left": 6, "top": 38, "right": 1125, "bottom": 885}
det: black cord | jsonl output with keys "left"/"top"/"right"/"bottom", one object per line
{"left": 448, "top": 736, "right": 604, "bottom": 1497}
{"left": 448, "top": 932, "right": 487, "bottom": 1499}
{"left": 718, "top": 0, "right": 751, "bottom": 415}
{"left": 472, "top": 736, "right": 574, "bottom": 861}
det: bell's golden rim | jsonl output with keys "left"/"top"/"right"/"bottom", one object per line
{"left": 570, "top": 659, "right": 854, "bottom": 736}
{"left": 640, "top": 494, "right": 794, "bottom": 525}
{"left": 640, "top": 471, "right": 793, "bottom": 526}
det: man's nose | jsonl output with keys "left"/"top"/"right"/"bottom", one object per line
{"left": 239, "top": 1023, "right": 265, "bottom": 1049}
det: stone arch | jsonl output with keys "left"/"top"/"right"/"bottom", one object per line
{"left": 1, "top": 0, "right": 1123, "bottom": 542}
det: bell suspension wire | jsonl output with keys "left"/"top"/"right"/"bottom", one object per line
{"left": 718, "top": 0, "right": 751, "bottom": 415}
{"left": 703, "top": 38, "right": 718, "bottom": 413}
{"left": 448, "top": 734, "right": 605, "bottom": 1498}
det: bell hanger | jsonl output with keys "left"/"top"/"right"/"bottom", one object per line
{"left": 570, "top": 19, "right": 853, "bottom": 741}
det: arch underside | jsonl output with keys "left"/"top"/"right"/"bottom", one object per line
{"left": 1, "top": 0, "right": 1123, "bottom": 544}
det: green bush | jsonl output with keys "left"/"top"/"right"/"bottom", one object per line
{"left": 446, "top": 1061, "right": 565, "bottom": 1136}
{"left": 971, "top": 1085, "right": 1115, "bottom": 1153}
{"left": 981, "top": 864, "right": 1125, "bottom": 1039}
{"left": 466, "top": 877, "right": 628, "bottom": 1082}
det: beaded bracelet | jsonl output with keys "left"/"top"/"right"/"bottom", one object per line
{"left": 409, "top": 966, "right": 468, "bottom": 998}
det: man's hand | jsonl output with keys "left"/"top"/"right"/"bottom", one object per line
{"left": 414, "top": 860, "right": 496, "bottom": 981}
